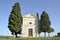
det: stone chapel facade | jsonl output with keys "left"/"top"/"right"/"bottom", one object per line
{"left": 22, "top": 14, "right": 39, "bottom": 37}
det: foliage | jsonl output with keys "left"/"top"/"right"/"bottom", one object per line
{"left": 57, "top": 32, "right": 60, "bottom": 37}
{"left": 47, "top": 27, "right": 54, "bottom": 33}
{"left": 36, "top": 13, "right": 40, "bottom": 34}
{"left": 40, "top": 11, "right": 51, "bottom": 37}
{"left": 47, "top": 27, "right": 54, "bottom": 37}
{"left": 8, "top": 2, "right": 22, "bottom": 38}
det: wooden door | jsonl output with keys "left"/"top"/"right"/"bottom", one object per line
{"left": 29, "top": 28, "right": 33, "bottom": 37}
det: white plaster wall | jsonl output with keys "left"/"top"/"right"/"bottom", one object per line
{"left": 22, "top": 14, "right": 38, "bottom": 37}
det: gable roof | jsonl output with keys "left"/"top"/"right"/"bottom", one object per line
{"left": 23, "top": 14, "right": 37, "bottom": 18}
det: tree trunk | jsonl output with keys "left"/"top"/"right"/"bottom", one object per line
{"left": 48, "top": 33, "right": 50, "bottom": 37}
{"left": 16, "top": 33, "right": 17, "bottom": 38}
{"left": 44, "top": 32, "right": 46, "bottom": 37}
{"left": 13, "top": 32, "right": 16, "bottom": 38}
{"left": 37, "top": 34, "right": 40, "bottom": 37}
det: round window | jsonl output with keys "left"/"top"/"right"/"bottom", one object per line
{"left": 29, "top": 22, "right": 32, "bottom": 24}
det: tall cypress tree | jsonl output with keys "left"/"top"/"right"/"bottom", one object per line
{"left": 40, "top": 11, "right": 51, "bottom": 37}
{"left": 8, "top": 2, "right": 22, "bottom": 38}
{"left": 37, "top": 13, "right": 40, "bottom": 37}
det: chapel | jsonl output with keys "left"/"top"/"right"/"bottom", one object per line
{"left": 22, "top": 14, "right": 39, "bottom": 37}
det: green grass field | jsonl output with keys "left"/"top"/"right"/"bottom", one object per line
{"left": 0, "top": 36, "right": 60, "bottom": 40}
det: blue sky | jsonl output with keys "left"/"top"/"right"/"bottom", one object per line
{"left": 0, "top": 0, "right": 60, "bottom": 37}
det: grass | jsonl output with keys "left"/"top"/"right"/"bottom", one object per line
{"left": 0, "top": 36, "right": 60, "bottom": 40}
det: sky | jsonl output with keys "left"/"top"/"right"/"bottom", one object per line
{"left": 0, "top": 0, "right": 60, "bottom": 37}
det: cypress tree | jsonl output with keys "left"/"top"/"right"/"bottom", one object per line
{"left": 8, "top": 2, "right": 22, "bottom": 38}
{"left": 37, "top": 13, "right": 40, "bottom": 37}
{"left": 40, "top": 11, "right": 51, "bottom": 37}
